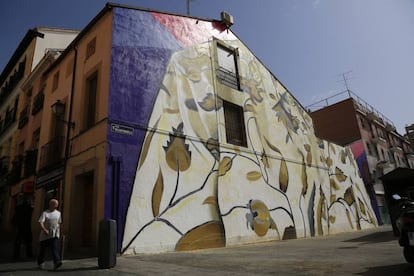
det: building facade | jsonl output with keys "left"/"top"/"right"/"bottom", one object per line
{"left": 0, "top": 28, "right": 78, "bottom": 232}
{"left": 2, "top": 4, "right": 378, "bottom": 255}
{"left": 310, "top": 92, "right": 414, "bottom": 224}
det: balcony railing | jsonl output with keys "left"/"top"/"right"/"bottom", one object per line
{"left": 23, "top": 149, "right": 38, "bottom": 177}
{"left": 32, "top": 91, "right": 44, "bottom": 115}
{"left": 8, "top": 155, "right": 23, "bottom": 184}
{"left": 39, "top": 136, "right": 65, "bottom": 170}
{"left": 18, "top": 105, "right": 29, "bottom": 129}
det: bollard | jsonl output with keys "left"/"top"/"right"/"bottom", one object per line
{"left": 98, "top": 219, "right": 117, "bottom": 269}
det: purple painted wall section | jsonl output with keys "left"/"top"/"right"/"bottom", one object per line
{"left": 106, "top": 8, "right": 182, "bottom": 250}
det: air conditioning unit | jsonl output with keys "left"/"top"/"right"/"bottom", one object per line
{"left": 221, "top": 11, "right": 234, "bottom": 27}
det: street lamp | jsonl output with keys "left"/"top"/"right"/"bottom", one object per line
{"left": 51, "top": 100, "right": 75, "bottom": 129}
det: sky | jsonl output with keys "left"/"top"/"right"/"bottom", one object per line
{"left": 1, "top": 0, "right": 413, "bottom": 134}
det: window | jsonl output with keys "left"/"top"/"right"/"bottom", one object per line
{"left": 373, "top": 144, "right": 379, "bottom": 159}
{"left": 217, "top": 44, "right": 240, "bottom": 90}
{"left": 18, "top": 142, "right": 24, "bottom": 156}
{"left": 389, "top": 151, "right": 395, "bottom": 163}
{"left": 223, "top": 100, "right": 247, "bottom": 147}
{"left": 84, "top": 71, "right": 98, "bottom": 130}
{"left": 32, "top": 128, "right": 40, "bottom": 149}
{"left": 52, "top": 71, "right": 59, "bottom": 91}
{"left": 366, "top": 142, "right": 372, "bottom": 156}
{"left": 86, "top": 37, "right": 96, "bottom": 59}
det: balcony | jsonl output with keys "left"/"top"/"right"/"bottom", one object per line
{"left": 31, "top": 91, "right": 44, "bottom": 115}
{"left": 18, "top": 106, "right": 29, "bottom": 129}
{"left": 8, "top": 155, "right": 23, "bottom": 184}
{"left": 23, "top": 149, "right": 38, "bottom": 177}
{"left": 39, "top": 136, "right": 65, "bottom": 170}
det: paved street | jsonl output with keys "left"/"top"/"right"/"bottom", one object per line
{"left": 1, "top": 225, "right": 414, "bottom": 275}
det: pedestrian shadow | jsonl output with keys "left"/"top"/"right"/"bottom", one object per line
{"left": 357, "top": 263, "right": 414, "bottom": 276}
{"left": 0, "top": 266, "right": 101, "bottom": 273}
{"left": 343, "top": 230, "right": 396, "bottom": 244}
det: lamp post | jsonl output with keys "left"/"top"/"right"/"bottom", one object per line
{"left": 51, "top": 100, "right": 75, "bottom": 129}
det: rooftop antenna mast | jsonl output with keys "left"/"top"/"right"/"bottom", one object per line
{"left": 338, "top": 70, "right": 353, "bottom": 97}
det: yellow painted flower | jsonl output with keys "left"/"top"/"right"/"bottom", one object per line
{"left": 163, "top": 123, "right": 192, "bottom": 171}
{"left": 246, "top": 199, "right": 275, "bottom": 237}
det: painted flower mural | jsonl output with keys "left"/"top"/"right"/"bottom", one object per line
{"left": 113, "top": 10, "right": 377, "bottom": 255}
{"left": 120, "top": 38, "right": 377, "bottom": 255}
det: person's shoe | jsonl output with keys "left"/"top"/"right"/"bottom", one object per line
{"left": 38, "top": 263, "right": 45, "bottom": 270}
{"left": 54, "top": 261, "right": 62, "bottom": 270}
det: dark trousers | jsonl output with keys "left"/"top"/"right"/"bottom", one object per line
{"left": 37, "top": 238, "right": 61, "bottom": 265}
{"left": 13, "top": 228, "right": 33, "bottom": 258}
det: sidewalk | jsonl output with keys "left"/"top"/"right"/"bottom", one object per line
{"left": 1, "top": 225, "right": 412, "bottom": 276}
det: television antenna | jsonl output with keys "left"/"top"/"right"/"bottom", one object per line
{"left": 337, "top": 70, "right": 353, "bottom": 97}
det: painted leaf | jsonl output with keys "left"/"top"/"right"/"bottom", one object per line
{"left": 304, "top": 144, "right": 311, "bottom": 152}
{"left": 306, "top": 151, "right": 312, "bottom": 167}
{"left": 279, "top": 158, "right": 289, "bottom": 193}
{"left": 264, "top": 137, "right": 282, "bottom": 154}
{"left": 330, "top": 178, "right": 340, "bottom": 190}
{"left": 261, "top": 151, "right": 270, "bottom": 168}
{"left": 317, "top": 186, "right": 326, "bottom": 236}
{"left": 206, "top": 138, "right": 220, "bottom": 161}
{"left": 138, "top": 118, "right": 160, "bottom": 169}
{"left": 218, "top": 156, "right": 232, "bottom": 176}
{"left": 269, "top": 93, "right": 277, "bottom": 100}
{"left": 330, "top": 194, "right": 337, "bottom": 204}
{"left": 164, "top": 123, "right": 192, "bottom": 171}
{"left": 335, "top": 167, "right": 347, "bottom": 182}
{"left": 341, "top": 150, "right": 346, "bottom": 164}
{"left": 152, "top": 169, "right": 164, "bottom": 217}
{"left": 203, "top": 196, "right": 217, "bottom": 206}
{"left": 358, "top": 198, "right": 367, "bottom": 216}
{"left": 308, "top": 183, "right": 316, "bottom": 237}
{"left": 199, "top": 93, "right": 222, "bottom": 111}
{"left": 175, "top": 221, "right": 225, "bottom": 251}
{"left": 301, "top": 159, "right": 308, "bottom": 196}
{"left": 329, "top": 215, "right": 336, "bottom": 224}
{"left": 247, "top": 171, "right": 262, "bottom": 181}
{"left": 185, "top": 98, "right": 198, "bottom": 111}
{"left": 244, "top": 104, "right": 256, "bottom": 113}
{"left": 330, "top": 144, "right": 336, "bottom": 155}
{"left": 346, "top": 209, "right": 354, "bottom": 229}
{"left": 344, "top": 187, "right": 355, "bottom": 206}
{"left": 325, "top": 157, "right": 333, "bottom": 167}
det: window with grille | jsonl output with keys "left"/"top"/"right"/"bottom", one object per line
{"left": 217, "top": 44, "right": 240, "bottom": 90}
{"left": 86, "top": 37, "right": 96, "bottom": 59}
{"left": 223, "top": 100, "right": 247, "bottom": 147}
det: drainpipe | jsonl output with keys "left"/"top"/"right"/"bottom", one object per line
{"left": 64, "top": 47, "right": 77, "bottom": 161}
{"left": 61, "top": 47, "right": 77, "bottom": 214}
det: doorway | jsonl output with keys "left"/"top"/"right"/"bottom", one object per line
{"left": 70, "top": 171, "right": 95, "bottom": 251}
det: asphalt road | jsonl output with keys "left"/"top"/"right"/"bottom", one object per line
{"left": 1, "top": 225, "right": 414, "bottom": 275}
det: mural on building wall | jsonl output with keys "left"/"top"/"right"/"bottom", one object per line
{"left": 108, "top": 8, "right": 377, "bottom": 254}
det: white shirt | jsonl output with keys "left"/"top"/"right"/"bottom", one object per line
{"left": 38, "top": 209, "right": 61, "bottom": 241}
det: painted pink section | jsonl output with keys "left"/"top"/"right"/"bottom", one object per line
{"left": 151, "top": 13, "right": 237, "bottom": 47}
{"left": 350, "top": 140, "right": 364, "bottom": 159}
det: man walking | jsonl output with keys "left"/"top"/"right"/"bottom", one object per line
{"left": 37, "top": 198, "right": 62, "bottom": 270}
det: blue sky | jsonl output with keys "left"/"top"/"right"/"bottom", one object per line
{"left": 1, "top": 0, "right": 413, "bottom": 134}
